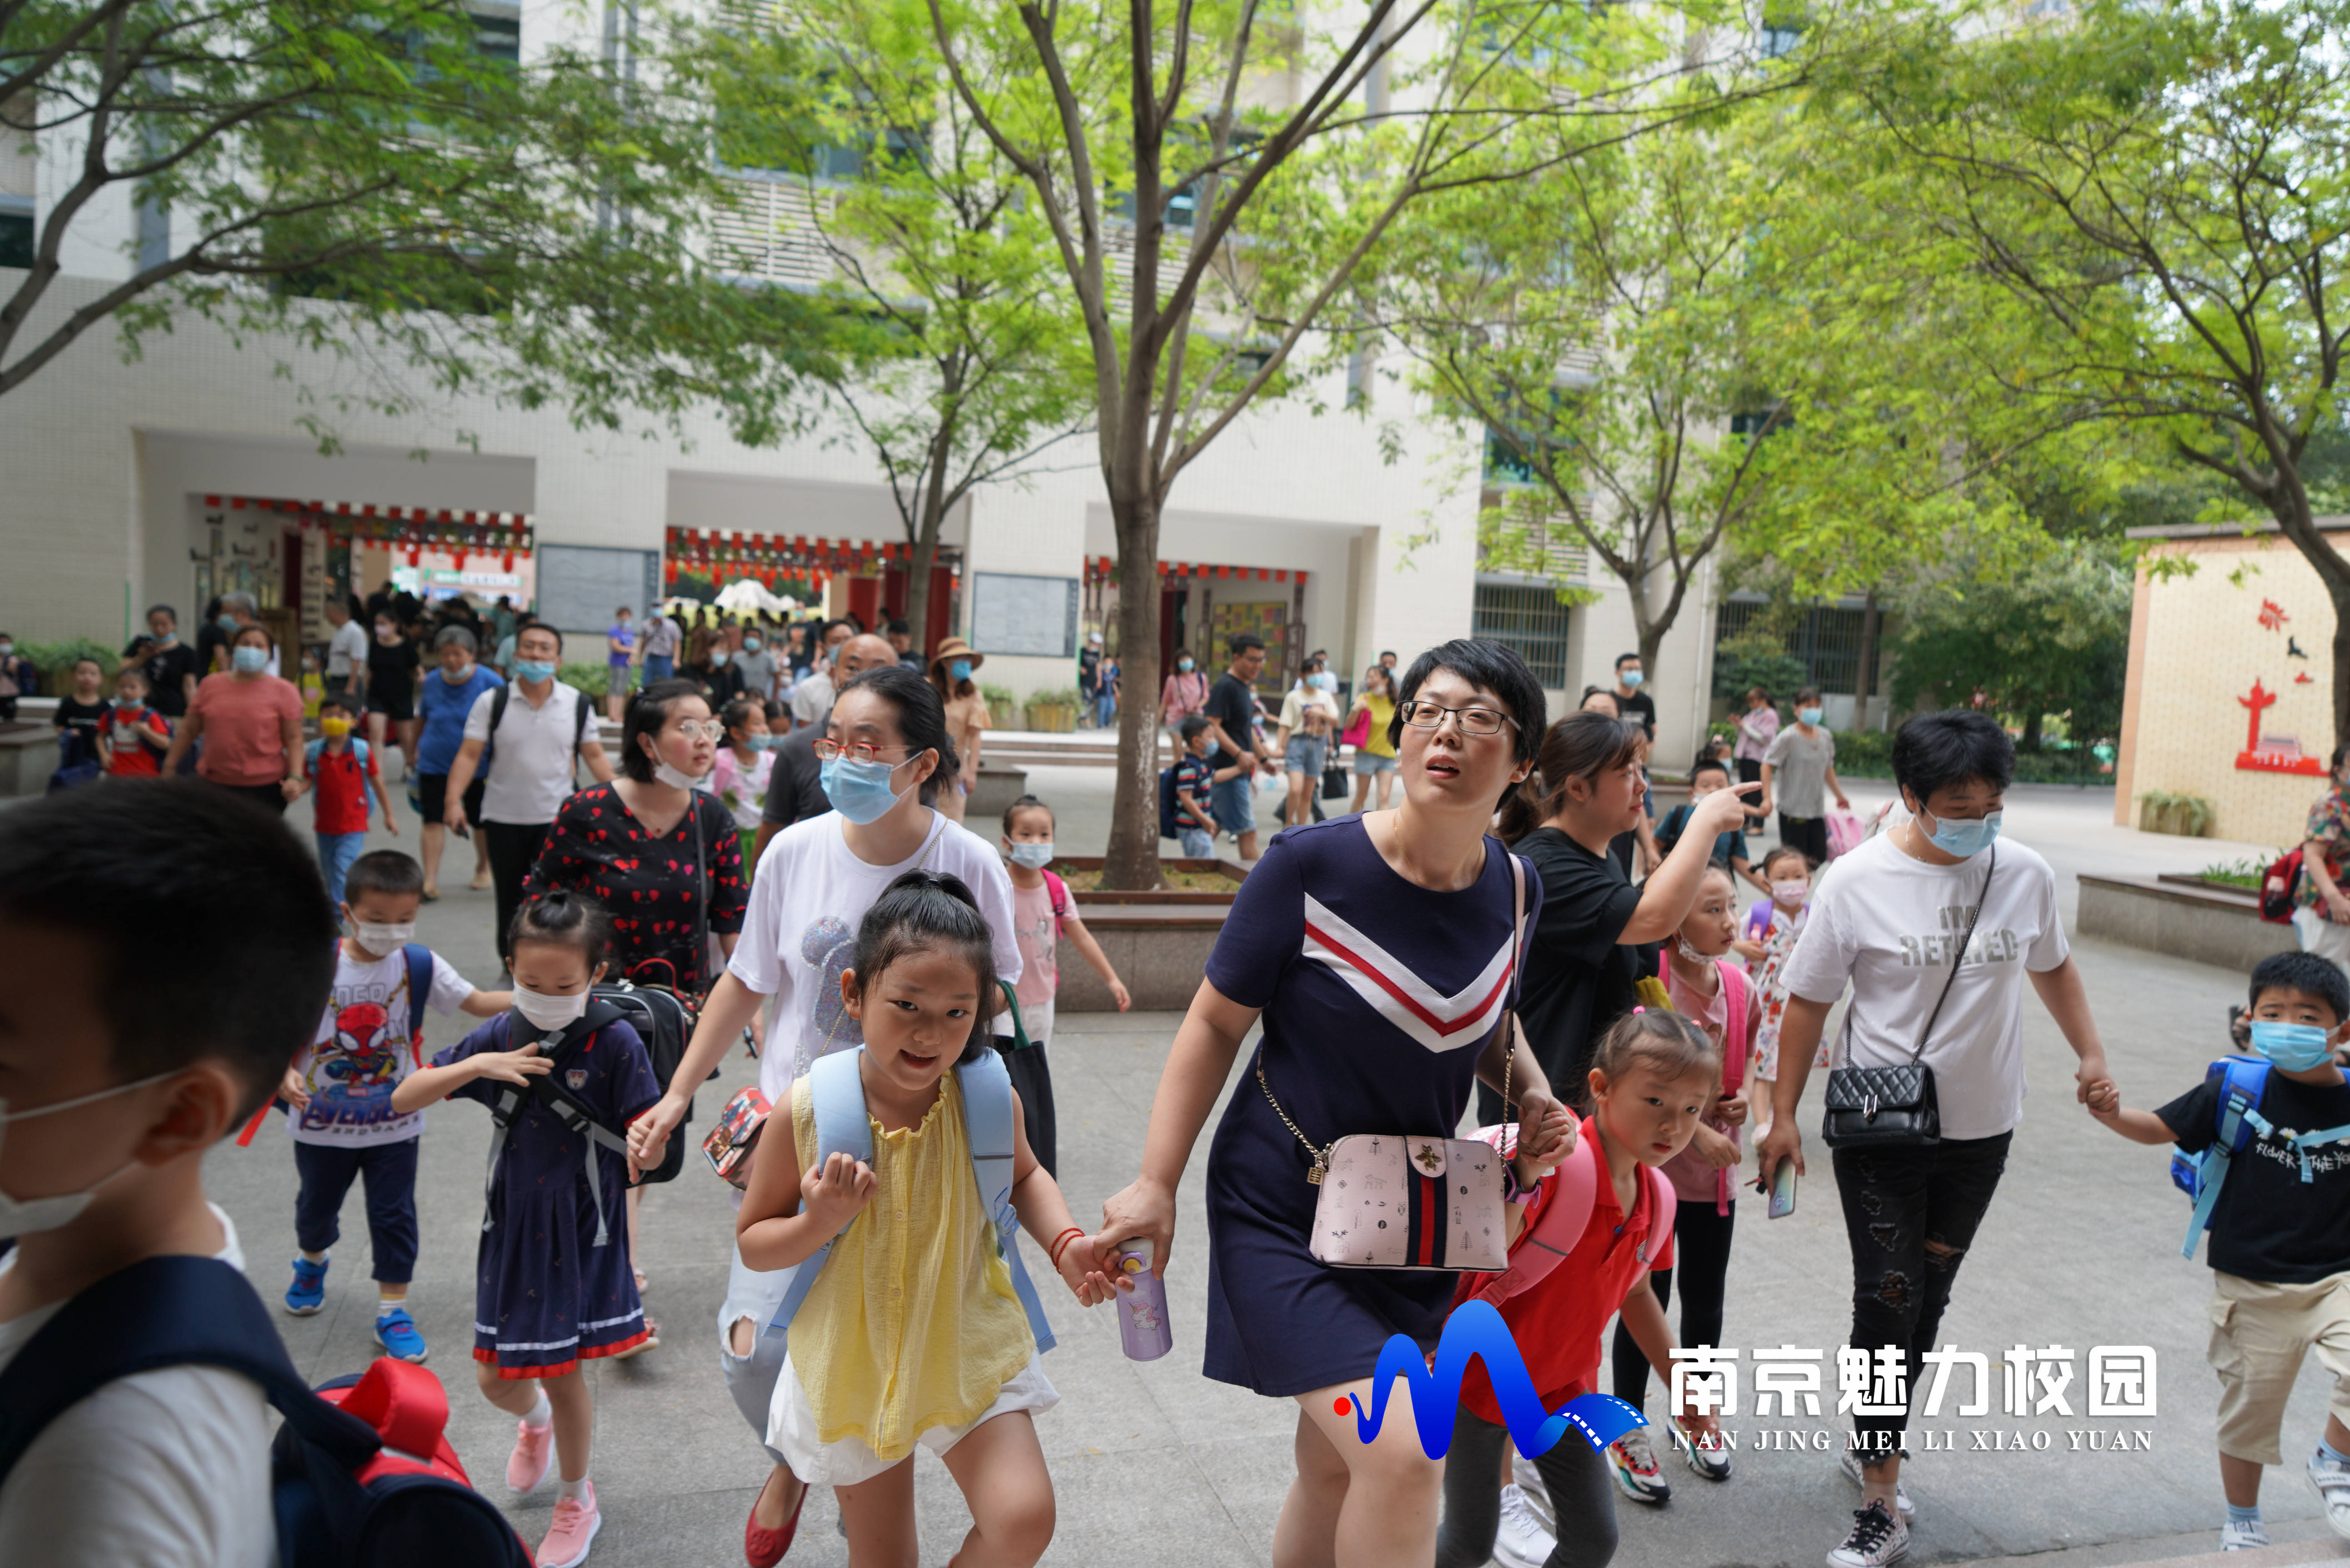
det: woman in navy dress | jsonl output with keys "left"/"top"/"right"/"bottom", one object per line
{"left": 1099, "top": 638, "right": 1566, "bottom": 1568}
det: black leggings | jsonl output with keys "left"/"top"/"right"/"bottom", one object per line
{"left": 1779, "top": 812, "right": 1830, "bottom": 866}
{"left": 482, "top": 819, "right": 550, "bottom": 965}
{"left": 1611, "top": 1200, "right": 1736, "bottom": 1406}
{"left": 1736, "top": 757, "right": 1765, "bottom": 828}
{"left": 1436, "top": 1404, "right": 1618, "bottom": 1568}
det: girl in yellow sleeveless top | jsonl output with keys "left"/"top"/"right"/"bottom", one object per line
{"left": 736, "top": 870, "right": 1123, "bottom": 1567}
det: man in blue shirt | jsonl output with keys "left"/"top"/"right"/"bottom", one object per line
{"left": 414, "top": 626, "right": 504, "bottom": 899}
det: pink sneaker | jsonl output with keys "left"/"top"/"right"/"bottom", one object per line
{"left": 506, "top": 1418, "right": 553, "bottom": 1493}
{"left": 539, "top": 1482, "right": 602, "bottom": 1568}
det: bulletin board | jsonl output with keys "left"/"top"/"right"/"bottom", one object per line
{"left": 970, "top": 572, "right": 1080, "bottom": 658}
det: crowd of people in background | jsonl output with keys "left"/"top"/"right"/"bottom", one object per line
{"left": 35, "top": 588, "right": 2335, "bottom": 1568}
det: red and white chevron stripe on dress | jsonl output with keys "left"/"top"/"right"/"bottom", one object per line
{"left": 1299, "top": 893, "right": 1514, "bottom": 1054}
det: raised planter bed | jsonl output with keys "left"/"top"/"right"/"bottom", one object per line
{"left": 1051, "top": 855, "right": 1248, "bottom": 1012}
{"left": 0, "top": 722, "right": 61, "bottom": 798}
{"left": 2077, "top": 872, "right": 2296, "bottom": 972}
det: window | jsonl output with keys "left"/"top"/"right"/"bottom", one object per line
{"left": 1716, "top": 598, "right": 1880, "bottom": 694}
{"left": 1473, "top": 584, "right": 1572, "bottom": 689}
{"left": 1760, "top": 11, "right": 1806, "bottom": 56}
{"left": 0, "top": 200, "right": 31, "bottom": 271}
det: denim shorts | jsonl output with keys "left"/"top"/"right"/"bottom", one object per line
{"left": 1210, "top": 775, "right": 1256, "bottom": 834}
{"left": 1285, "top": 735, "right": 1327, "bottom": 776}
{"left": 1353, "top": 752, "right": 1398, "bottom": 775}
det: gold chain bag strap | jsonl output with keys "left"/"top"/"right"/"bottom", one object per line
{"left": 1257, "top": 852, "right": 1526, "bottom": 1272}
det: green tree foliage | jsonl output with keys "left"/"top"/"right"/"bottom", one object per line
{"left": 1888, "top": 540, "right": 2132, "bottom": 748}
{"left": 697, "top": 1, "right": 1095, "bottom": 658}
{"left": 911, "top": 0, "right": 1778, "bottom": 885}
{"left": 1827, "top": 0, "right": 2350, "bottom": 737}
{"left": 0, "top": 0, "right": 794, "bottom": 437}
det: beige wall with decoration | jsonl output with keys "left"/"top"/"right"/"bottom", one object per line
{"left": 2116, "top": 529, "right": 2342, "bottom": 848}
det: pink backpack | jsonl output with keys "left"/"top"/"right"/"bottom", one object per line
{"left": 1458, "top": 1124, "right": 1677, "bottom": 1309}
{"left": 1042, "top": 869, "right": 1070, "bottom": 936}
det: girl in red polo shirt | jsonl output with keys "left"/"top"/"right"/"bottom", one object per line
{"left": 1436, "top": 1009, "right": 1725, "bottom": 1568}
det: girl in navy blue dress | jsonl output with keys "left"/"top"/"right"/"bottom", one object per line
{"left": 392, "top": 891, "right": 666, "bottom": 1568}
{"left": 1098, "top": 639, "right": 1574, "bottom": 1568}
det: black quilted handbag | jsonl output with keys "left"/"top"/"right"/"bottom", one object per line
{"left": 1821, "top": 847, "right": 1995, "bottom": 1150}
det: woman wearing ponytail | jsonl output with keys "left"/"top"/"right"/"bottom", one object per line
{"left": 1497, "top": 710, "right": 1761, "bottom": 1121}
{"left": 625, "top": 662, "right": 1026, "bottom": 1566}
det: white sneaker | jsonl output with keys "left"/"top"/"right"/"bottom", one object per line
{"left": 1826, "top": 1499, "right": 1909, "bottom": 1568}
{"left": 1511, "top": 1452, "right": 1556, "bottom": 1535}
{"left": 1493, "top": 1482, "right": 1558, "bottom": 1568}
{"left": 1607, "top": 1429, "right": 1672, "bottom": 1504}
{"left": 2221, "top": 1518, "right": 2270, "bottom": 1551}
{"left": 1669, "top": 1418, "right": 1733, "bottom": 1480}
{"left": 2310, "top": 1446, "right": 2350, "bottom": 1538}
{"left": 1838, "top": 1447, "right": 1916, "bottom": 1521}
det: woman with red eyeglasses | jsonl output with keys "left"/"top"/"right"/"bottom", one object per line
{"left": 625, "top": 663, "right": 1025, "bottom": 1565}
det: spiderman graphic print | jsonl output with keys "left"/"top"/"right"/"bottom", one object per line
{"left": 289, "top": 941, "right": 479, "bottom": 1147}
{"left": 523, "top": 783, "right": 748, "bottom": 995}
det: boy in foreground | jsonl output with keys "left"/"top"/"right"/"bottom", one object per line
{"left": 0, "top": 782, "right": 337, "bottom": 1563}
{"left": 2091, "top": 950, "right": 2350, "bottom": 1551}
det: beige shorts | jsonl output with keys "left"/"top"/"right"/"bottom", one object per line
{"left": 2209, "top": 1270, "right": 2350, "bottom": 1464}
{"left": 765, "top": 1352, "right": 1058, "bottom": 1487}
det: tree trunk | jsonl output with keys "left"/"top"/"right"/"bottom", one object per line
{"left": 2021, "top": 708, "right": 2043, "bottom": 751}
{"left": 1101, "top": 492, "right": 1165, "bottom": 890}
{"left": 1854, "top": 588, "right": 1880, "bottom": 732}
{"left": 905, "top": 527, "right": 937, "bottom": 665}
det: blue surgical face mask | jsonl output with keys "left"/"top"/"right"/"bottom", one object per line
{"left": 216, "top": 613, "right": 240, "bottom": 634}
{"left": 821, "top": 754, "right": 916, "bottom": 824}
{"left": 1177, "top": 657, "right": 1194, "bottom": 672}
{"left": 1621, "top": 669, "right": 1644, "bottom": 688}
{"left": 1006, "top": 841, "right": 1054, "bottom": 869}
{"left": 744, "top": 637, "right": 762, "bottom": 653}
{"left": 2250, "top": 1020, "right": 2336, "bottom": 1073}
{"left": 1313, "top": 670, "right": 1337, "bottom": 693}
{"left": 1798, "top": 706, "right": 1823, "bottom": 725}
{"left": 514, "top": 658, "right": 556, "bottom": 684}
{"left": 1920, "top": 805, "right": 2001, "bottom": 859}
{"left": 231, "top": 645, "right": 268, "bottom": 674}
{"left": 949, "top": 659, "right": 973, "bottom": 683}
{"left": 754, "top": 733, "right": 783, "bottom": 751}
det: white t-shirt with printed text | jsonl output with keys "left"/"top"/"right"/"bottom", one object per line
{"left": 290, "top": 942, "right": 476, "bottom": 1146}
{"left": 1779, "top": 832, "right": 2069, "bottom": 1141}
{"left": 731, "top": 810, "right": 1023, "bottom": 1096}
{"left": 0, "top": 1207, "right": 272, "bottom": 1568}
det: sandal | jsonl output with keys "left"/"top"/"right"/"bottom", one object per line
{"left": 633, "top": 1265, "right": 648, "bottom": 1293}
{"left": 420, "top": 887, "right": 441, "bottom": 902}
{"left": 609, "top": 1317, "right": 659, "bottom": 1359}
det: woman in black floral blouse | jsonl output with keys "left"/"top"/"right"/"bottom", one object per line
{"left": 524, "top": 678, "right": 748, "bottom": 996}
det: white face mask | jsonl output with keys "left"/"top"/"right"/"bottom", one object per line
{"left": 0, "top": 1070, "right": 179, "bottom": 1239}
{"left": 653, "top": 759, "right": 708, "bottom": 791}
{"left": 1770, "top": 880, "right": 1810, "bottom": 908}
{"left": 353, "top": 921, "right": 416, "bottom": 953}
{"left": 1007, "top": 842, "right": 1054, "bottom": 869}
{"left": 512, "top": 985, "right": 591, "bottom": 1032}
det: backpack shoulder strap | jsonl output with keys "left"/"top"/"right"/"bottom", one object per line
{"left": 764, "top": 1047, "right": 878, "bottom": 1342}
{"left": 1464, "top": 1126, "right": 1602, "bottom": 1308}
{"left": 402, "top": 944, "right": 436, "bottom": 1059}
{"left": 1718, "top": 961, "right": 1750, "bottom": 1093}
{"left": 570, "top": 685, "right": 591, "bottom": 756}
{"left": 956, "top": 1048, "right": 1058, "bottom": 1354}
{"left": 0, "top": 1256, "right": 378, "bottom": 1486}
{"left": 304, "top": 738, "right": 324, "bottom": 766}
{"left": 2181, "top": 1056, "right": 2276, "bottom": 1257}
{"left": 1042, "top": 869, "right": 1069, "bottom": 926}
{"left": 489, "top": 683, "right": 509, "bottom": 733}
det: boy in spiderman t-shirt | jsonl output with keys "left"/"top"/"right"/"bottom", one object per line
{"left": 274, "top": 849, "right": 508, "bottom": 1362}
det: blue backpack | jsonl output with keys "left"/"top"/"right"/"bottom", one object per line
{"left": 2171, "top": 1055, "right": 2350, "bottom": 1258}
{"left": 0, "top": 1256, "right": 530, "bottom": 1567}
{"left": 764, "top": 1046, "right": 1057, "bottom": 1353}
{"left": 1157, "top": 764, "right": 1182, "bottom": 840}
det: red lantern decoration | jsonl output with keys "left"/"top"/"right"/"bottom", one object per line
{"left": 452, "top": 551, "right": 468, "bottom": 571}
{"left": 502, "top": 552, "right": 516, "bottom": 572}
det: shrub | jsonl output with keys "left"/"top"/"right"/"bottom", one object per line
{"left": 559, "top": 662, "right": 612, "bottom": 699}
{"left": 20, "top": 637, "right": 123, "bottom": 697}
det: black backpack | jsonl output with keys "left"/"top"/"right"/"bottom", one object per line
{"left": 586, "top": 979, "right": 700, "bottom": 1185}
{"left": 1158, "top": 765, "right": 1181, "bottom": 840}
{"left": 0, "top": 1257, "right": 530, "bottom": 1568}
{"left": 479, "top": 682, "right": 592, "bottom": 780}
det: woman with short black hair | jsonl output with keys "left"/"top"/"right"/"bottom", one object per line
{"left": 524, "top": 678, "right": 747, "bottom": 996}
{"left": 1095, "top": 638, "right": 1568, "bottom": 1568}
{"left": 1757, "top": 710, "right": 2118, "bottom": 1568}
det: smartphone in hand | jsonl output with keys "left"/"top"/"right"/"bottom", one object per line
{"left": 1765, "top": 1157, "right": 1797, "bottom": 1219}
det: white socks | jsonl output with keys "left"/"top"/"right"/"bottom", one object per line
{"left": 523, "top": 1390, "right": 552, "bottom": 1429}
{"left": 558, "top": 1474, "right": 592, "bottom": 1502}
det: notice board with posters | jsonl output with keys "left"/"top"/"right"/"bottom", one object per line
{"left": 537, "top": 545, "right": 661, "bottom": 642}
{"left": 970, "top": 572, "right": 1079, "bottom": 658}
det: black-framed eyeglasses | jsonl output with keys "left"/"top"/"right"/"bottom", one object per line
{"left": 815, "top": 739, "right": 911, "bottom": 763}
{"left": 1397, "top": 700, "right": 1515, "bottom": 737}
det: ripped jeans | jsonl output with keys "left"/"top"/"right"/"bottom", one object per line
{"left": 1832, "top": 1131, "right": 2012, "bottom": 1457}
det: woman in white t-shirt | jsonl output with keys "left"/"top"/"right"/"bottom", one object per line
{"left": 624, "top": 662, "right": 1022, "bottom": 1563}
{"left": 1754, "top": 711, "right": 2119, "bottom": 1568}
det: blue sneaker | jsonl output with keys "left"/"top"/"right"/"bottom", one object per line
{"left": 284, "top": 1255, "right": 327, "bottom": 1316}
{"left": 373, "top": 1307, "right": 428, "bottom": 1363}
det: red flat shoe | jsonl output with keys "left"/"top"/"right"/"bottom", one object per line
{"left": 744, "top": 1470, "right": 808, "bottom": 1568}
